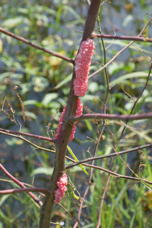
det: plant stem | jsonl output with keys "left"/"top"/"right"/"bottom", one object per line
{"left": 82, "top": 0, "right": 101, "bottom": 40}
{"left": 39, "top": 1, "right": 101, "bottom": 227}
{"left": 66, "top": 143, "right": 152, "bottom": 169}
{"left": 0, "top": 27, "right": 74, "bottom": 63}
{"left": 0, "top": 163, "right": 41, "bottom": 205}
{"left": 0, "top": 187, "right": 48, "bottom": 195}
{"left": 73, "top": 112, "right": 152, "bottom": 122}
{"left": 0, "top": 128, "right": 54, "bottom": 143}
{"left": 92, "top": 33, "right": 152, "bottom": 43}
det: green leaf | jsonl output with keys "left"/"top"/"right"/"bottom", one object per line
{"left": 84, "top": 120, "right": 93, "bottom": 131}
{"left": 24, "top": 111, "right": 37, "bottom": 119}
{"left": 110, "top": 72, "right": 152, "bottom": 88}
{"left": 67, "top": 145, "right": 88, "bottom": 175}
{"left": 88, "top": 82, "right": 99, "bottom": 93}
{"left": 54, "top": 74, "right": 72, "bottom": 90}
{"left": 33, "top": 77, "right": 49, "bottom": 92}
{"left": 108, "top": 62, "right": 124, "bottom": 75}
{"left": 24, "top": 100, "right": 37, "bottom": 105}
{"left": 83, "top": 224, "right": 95, "bottom": 228}
{"left": 31, "top": 167, "right": 53, "bottom": 176}
{"left": 71, "top": 191, "right": 80, "bottom": 200}
{"left": 42, "top": 93, "right": 58, "bottom": 105}
{"left": 2, "top": 17, "right": 29, "bottom": 28}
{"left": 104, "top": 40, "right": 152, "bottom": 55}
{"left": 0, "top": 195, "right": 10, "bottom": 207}
{"left": 64, "top": 5, "right": 84, "bottom": 22}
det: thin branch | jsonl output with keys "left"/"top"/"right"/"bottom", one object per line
{"left": 92, "top": 33, "right": 152, "bottom": 43}
{"left": 73, "top": 180, "right": 90, "bottom": 228}
{"left": 73, "top": 128, "right": 103, "bottom": 228}
{"left": 96, "top": 14, "right": 110, "bottom": 114}
{"left": 19, "top": 135, "right": 55, "bottom": 152}
{"left": 79, "top": 163, "right": 152, "bottom": 185}
{"left": 120, "top": 61, "right": 152, "bottom": 137}
{"left": 90, "top": 40, "right": 134, "bottom": 78}
{"left": 73, "top": 112, "right": 152, "bottom": 123}
{"left": 0, "top": 129, "right": 78, "bottom": 162}
{"left": 96, "top": 175, "right": 111, "bottom": 228}
{"left": 0, "top": 187, "right": 49, "bottom": 195}
{"left": 0, "top": 27, "right": 74, "bottom": 63}
{"left": 0, "top": 163, "right": 41, "bottom": 206}
{"left": 66, "top": 143, "right": 152, "bottom": 169}
{"left": 89, "top": 18, "right": 152, "bottom": 78}
{"left": 0, "top": 130, "right": 55, "bottom": 152}
{"left": 0, "top": 128, "right": 54, "bottom": 143}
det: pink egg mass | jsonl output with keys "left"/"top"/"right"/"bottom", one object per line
{"left": 74, "top": 39, "right": 95, "bottom": 96}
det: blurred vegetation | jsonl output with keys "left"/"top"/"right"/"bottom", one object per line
{"left": 0, "top": 0, "right": 152, "bottom": 227}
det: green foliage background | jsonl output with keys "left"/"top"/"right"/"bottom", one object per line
{"left": 0, "top": 0, "right": 152, "bottom": 227}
